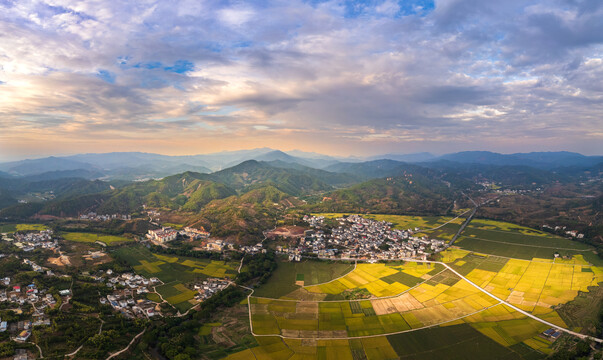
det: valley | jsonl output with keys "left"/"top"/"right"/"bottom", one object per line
{"left": 0, "top": 150, "right": 601, "bottom": 359}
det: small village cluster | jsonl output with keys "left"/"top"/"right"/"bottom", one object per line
{"left": 96, "top": 270, "right": 161, "bottom": 318}
{"left": 78, "top": 212, "right": 132, "bottom": 221}
{"left": 1, "top": 229, "right": 58, "bottom": 252}
{"left": 542, "top": 225, "right": 585, "bottom": 239}
{"left": 146, "top": 226, "right": 210, "bottom": 244}
{"left": 0, "top": 275, "right": 66, "bottom": 343}
{"left": 278, "top": 215, "right": 446, "bottom": 260}
{"left": 239, "top": 242, "right": 266, "bottom": 255}
{"left": 193, "top": 278, "right": 230, "bottom": 302}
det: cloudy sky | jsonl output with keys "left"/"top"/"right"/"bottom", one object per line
{"left": 1, "top": 0, "right": 602, "bottom": 160}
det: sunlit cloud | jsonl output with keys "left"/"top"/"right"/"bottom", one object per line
{"left": 0, "top": 0, "right": 602, "bottom": 161}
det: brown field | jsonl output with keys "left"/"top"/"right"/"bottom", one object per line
{"left": 267, "top": 226, "right": 305, "bottom": 238}
{"left": 371, "top": 293, "right": 424, "bottom": 315}
{"left": 48, "top": 255, "right": 71, "bottom": 266}
{"left": 284, "top": 288, "right": 327, "bottom": 301}
{"left": 296, "top": 302, "right": 319, "bottom": 314}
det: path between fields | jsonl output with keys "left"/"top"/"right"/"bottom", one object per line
{"left": 459, "top": 236, "right": 592, "bottom": 251}
{"left": 105, "top": 329, "right": 146, "bottom": 360}
{"left": 65, "top": 318, "right": 104, "bottom": 358}
{"left": 421, "top": 209, "right": 471, "bottom": 232}
{"left": 242, "top": 259, "right": 603, "bottom": 343}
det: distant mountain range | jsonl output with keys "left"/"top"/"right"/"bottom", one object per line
{"left": 0, "top": 149, "right": 600, "bottom": 181}
{"left": 0, "top": 149, "right": 600, "bottom": 242}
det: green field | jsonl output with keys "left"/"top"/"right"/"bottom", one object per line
{"left": 114, "top": 245, "right": 237, "bottom": 311}
{"left": 62, "top": 232, "right": 132, "bottom": 246}
{"left": 451, "top": 218, "right": 593, "bottom": 261}
{"left": 253, "top": 258, "right": 354, "bottom": 298}
{"left": 387, "top": 324, "right": 526, "bottom": 359}
{"left": 0, "top": 223, "right": 48, "bottom": 233}
{"left": 145, "top": 292, "right": 162, "bottom": 303}
{"left": 303, "top": 262, "right": 444, "bottom": 299}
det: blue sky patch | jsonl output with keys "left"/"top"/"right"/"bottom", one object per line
{"left": 96, "top": 70, "right": 116, "bottom": 84}
{"left": 165, "top": 60, "right": 195, "bottom": 74}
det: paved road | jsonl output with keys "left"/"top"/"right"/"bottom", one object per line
{"left": 240, "top": 258, "right": 603, "bottom": 343}
{"left": 422, "top": 209, "right": 471, "bottom": 232}
{"left": 412, "top": 259, "right": 603, "bottom": 344}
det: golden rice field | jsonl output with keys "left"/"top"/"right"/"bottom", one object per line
{"left": 235, "top": 249, "right": 603, "bottom": 359}
{"left": 227, "top": 214, "right": 603, "bottom": 359}
{"left": 459, "top": 255, "right": 603, "bottom": 312}
{"left": 301, "top": 262, "right": 442, "bottom": 299}
{"left": 250, "top": 271, "right": 500, "bottom": 338}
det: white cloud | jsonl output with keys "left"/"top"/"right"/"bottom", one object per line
{"left": 0, "top": 0, "right": 602, "bottom": 156}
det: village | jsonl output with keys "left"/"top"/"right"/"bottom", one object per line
{"left": 0, "top": 229, "right": 58, "bottom": 252}
{"left": 276, "top": 215, "right": 446, "bottom": 261}
{"left": 0, "top": 271, "right": 65, "bottom": 343}
{"left": 145, "top": 225, "right": 267, "bottom": 255}
{"left": 78, "top": 212, "right": 132, "bottom": 221}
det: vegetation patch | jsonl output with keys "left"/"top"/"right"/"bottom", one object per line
{"left": 62, "top": 231, "right": 132, "bottom": 245}
{"left": 386, "top": 324, "right": 517, "bottom": 359}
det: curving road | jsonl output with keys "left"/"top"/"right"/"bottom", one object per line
{"left": 241, "top": 257, "right": 603, "bottom": 343}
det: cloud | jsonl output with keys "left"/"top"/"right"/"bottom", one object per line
{"left": 0, "top": 0, "right": 602, "bottom": 159}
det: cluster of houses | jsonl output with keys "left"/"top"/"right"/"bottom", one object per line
{"left": 542, "top": 225, "right": 585, "bottom": 239}
{"left": 104, "top": 291, "right": 159, "bottom": 318}
{"left": 78, "top": 212, "right": 132, "bottom": 221}
{"left": 240, "top": 242, "right": 265, "bottom": 255}
{"left": 285, "top": 215, "right": 445, "bottom": 261}
{"left": 0, "top": 279, "right": 60, "bottom": 342}
{"left": 146, "top": 226, "right": 211, "bottom": 244}
{"left": 181, "top": 226, "right": 210, "bottom": 239}
{"left": 193, "top": 278, "right": 230, "bottom": 302}
{"left": 96, "top": 270, "right": 161, "bottom": 318}
{"left": 100, "top": 270, "right": 159, "bottom": 294}
{"left": 23, "top": 258, "right": 45, "bottom": 272}
{"left": 2, "top": 230, "right": 58, "bottom": 252}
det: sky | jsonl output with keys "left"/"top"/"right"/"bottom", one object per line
{"left": 1, "top": 0, "right": 602, "bottom": 161}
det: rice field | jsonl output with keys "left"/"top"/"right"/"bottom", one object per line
{"left": 61, "top": 232, "right": 132, "bottom": 246}
{"left": 303, "top": 262, "right": 443, "bottom": 299}
{"left": 231, "top": 216, "right": 602, "bottom": 359}
{"left": 226, "top": 324, "right": 528, "bottom": 360}
{"left": 454, "top": 218, "right": 592, "bottom": 260}
{"left": 250, "top": 272, "right": 499, "bottom": 338}
{"left": 453, "top": 253, "right": 603, "bottom": 313}
{"left": 0, "top": 223, "right": 49, "bottom": 233}
{"left": 253, "top": 259, "right": 354, "bottom": 298}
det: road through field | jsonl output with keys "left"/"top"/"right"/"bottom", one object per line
{"left": 242, "top": 257, "right": 603, "bottom": 343}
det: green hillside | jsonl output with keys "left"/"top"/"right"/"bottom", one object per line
{"left": 208, "top": 160, "right": 333, "bottom": 195}
{"left": 310, "top": 173, "right": 455, "bottom": 215}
